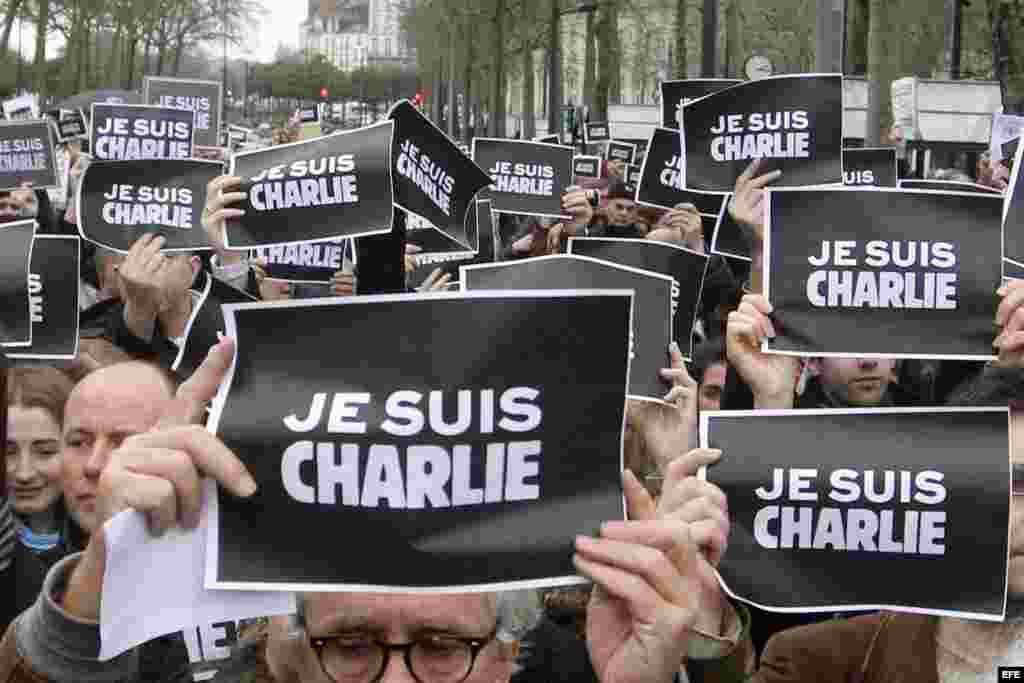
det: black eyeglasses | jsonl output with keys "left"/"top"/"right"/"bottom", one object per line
{"left": 310, "top": 630, "right": 497, "bottom": 683}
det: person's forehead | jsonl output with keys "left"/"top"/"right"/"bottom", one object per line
{"left": 8, "top": 405, "right": 60, "bottom": 438}
{"left": 307, "top": 593, "right": 496, "bottom": 635}
{"left": 64, "top": 366, "right": 171, "bottom": 434}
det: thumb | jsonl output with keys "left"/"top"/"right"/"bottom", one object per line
{"left": 623, "top": 469, "right": 657, "bottom": 521}
{"left": 157, "top": 336, "right": 236, "bottom": 428}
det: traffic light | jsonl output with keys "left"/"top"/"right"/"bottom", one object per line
{"left": 320, "top": 87, "right": 329, "bottom": 99}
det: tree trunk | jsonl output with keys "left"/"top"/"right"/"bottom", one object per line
{"left": 522, "top": 47, "right": 535, "bottom": 139}
{"left": 490, "top": 0, "right": 506, "bottom": 137}
{"left": 172, "top": 37, "right": 184, "bottom": 75}
{"left": 865, "top": 0, "right": 887, "bottom": 145}
{"left": 724, "top": 0, "right": 741, "bottom": 78}
{"left": 994, "top": 0, "right": 1024, "bottom": 112}
{"left": 462, "top": 41, "right": 472, "bottom": 143}
{"left": 142, "top": 38, "right": 150, "bottom": 80}
{"left": 446, "top": 31, "right": 457, "bottom": 138}
{"left": 108, "top": 20, "right": 123, "bottom": 89}
{"left": 674, "top": 0, "right": 687, "bottom": 78}
{"left": 847, "top": 0, "right": 868, "bottom": 75}
{"left": 596, "top": 3, "right": 620, "bottom": 117}
{"left": 31, "top": 0, "right": 48, "bottom": 98}
{"left": 583, "top": 10, "right": 596, "bottom": 108}
{"left": 608, "top": 2, "right": 620, "bottom": 103}
{"left": 0, "top": 0, "right": 25, "bottom": 55}
{"left": 125, "top": 37, "right": 138, "bottom": 89}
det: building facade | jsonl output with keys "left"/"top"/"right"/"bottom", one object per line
{"left": 300, "top": 0, "right": 414, "bottom": 71}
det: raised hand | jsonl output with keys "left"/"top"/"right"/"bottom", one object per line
{"left": 726, "top": 293, "right": 801, "bottom": 408}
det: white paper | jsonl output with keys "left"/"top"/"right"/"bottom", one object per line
{"left": 991, "top": 113, "right": 1024, "bottom": 161}
{"left": 99, "top": 481, "right": 296, "bottom": 661}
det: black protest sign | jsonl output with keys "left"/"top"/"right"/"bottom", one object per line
{"left": 8, "top": 236, "right": 80, "bottom": 361}
{"left": 55, "top": 110, "right": 88, "bottom": 143}
{"left": 251, "top": 239, "right": 350, "bottom": 283}
{"left": 702, "top": 408, "right": 1010, "bottom": 620}
{"left": 898, "top": 179, "right": 1002, "bottom": 195}
{"left": 144, "top": 76, "right": 223, "bottom": 148}
{"left": 408, "top": 200, "right": 496, "bottom": 288}
{"left": 573, "top": 155, "right": 602, "bottom": 180}
{"left": 172, "top": 275, "right": 256, "bottom": 381}
{"left": 1005, "top": 139, "right": 1024, "bottom": 267}
{"left": 90, "top": 104, "right": 195, "bottom": 161}
{"left": 843, "top": 147, "right": 898, "bottom": 187}
{"left": 637, "top": 127, "right": 729, "bottom": 215}
{"left": 681, "top": 74, "right": 843, "bottom": 192}
{"left": 567, "top": 237, "right": 710, "bottom": 360}
{"left": 0, "top": 120, "right": 57, "bottom": 191}
{"left": 1004, "top": 138, "right": 1020, "bottom": 164}
{"left": 298, "top": 107, "right": 320, "bottom": 124}
{"left": 0, "top": 219, "right": 36, "bottom": 347}
{"left": 407, "top": 217, "right": 473, "bottom": 254}
{"left": 388, "top": 100, "right": 492, "bottom": 250}
{"left": 606, "top": 141, "right": 636, "bottom": 165}
{"left": 77, "top": 159, "right": 222, "bottom": 253}
{"left": 765, "top": 188, "right": 1002, "bottom": 359}
{"left": 584, "top": 121, "right": 611, "bottom": 145}
{"left": 462, "top": 255, "right": 674, "bottom": 401}
{"left": 625, "top": 164, "right": 642, "bottom": 191}
{"left": 225, "top": 121, "right": 395, "bottom": 249}
{"left": 661, "top": 79, "right": 742, "bottom": 129}
{"left": 206, "top": 291, "right": 630, "bottom": 590}
{"left": 472, "top": 138, "right": 573, "bottom": 220}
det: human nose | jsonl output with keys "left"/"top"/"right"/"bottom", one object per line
{"left": 83, "top": 438, "right": 114, "bottom": 479}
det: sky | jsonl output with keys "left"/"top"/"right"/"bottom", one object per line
{"left": 251, "top": 1, "right": 307, "bottom": 63}
{"left": 12, "top": 1, "right": 305, "bottom": 64}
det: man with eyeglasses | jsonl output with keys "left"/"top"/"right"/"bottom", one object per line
{"left": 0, "top": 337, "right": 739, "bottom": 683}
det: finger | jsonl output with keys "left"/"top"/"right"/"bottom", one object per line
{"left": 140, "top": 235, "right": 167, "bottom": 264}
{"left": 206, "top": 208, "right": 245, "bottom": 226}
{"left": 571, "top": 554, "right": 663, "bottom": 616}
{"left": 431, "top": 272, "right": 453, "bottom": 291}
{"left": 623, "top": 469, "right": 657, "bottom": 521}
{"left": 736, "top": 159, "right": 760, "bottom": 186}
{"left": 158, "top": 337, "right": 236, "bottom": 428}
{"left": 118, "top": 447, "right": 203, "bottom": 528}
{"left": 212, "top": 192, "right": 248, "bottom": 210}
{"left": 659, "top": 476, "right": 727, "bottom": 519}
{"left": 599, "top": 519, "right": 698, "bottom": 556}
{"left": 997, "top": 330, "right": 1024, "bottom": 353}
{"left": 405, "top": 244, "right": 423, "bottom": 255}
{"left": 102, "top": 469, "right": 177, "bottom": 537}
{"left": 208, "top": 175, "right": 243, "bottom": 198}
{"left": 127, "top": 233, "right": 155, "bottom": 261}
{"left": 996, "top": 284, "right": 1024, "bottom": 326}
{"left": 574, "top": 535, "right": 687, "bottom": 605}
{"left": 748, "top": 169, "right": 783, "bottom": 190}
{"left": 728, "top": 313, "right": 764, "bottom": 347}
{"left": 688, "top": 518, "right": 730, "bottom": 565}
{"left": 663, "top": 449, "right": 723, "bottom": 483}
{"left": 129, "top": 425, "right": 257, "bottom": 498}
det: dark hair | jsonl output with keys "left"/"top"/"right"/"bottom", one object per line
{"left": 687, "top": 339, "right": 727, "bottom": 385}
{"left": 606, "top": 179, "right": 633, "bottom": 201}
{"left": 945, "top": 366, "right": 1024, "bottom": 409}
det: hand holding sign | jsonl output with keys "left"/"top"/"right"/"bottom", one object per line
{"left": 118, "top": 233, "right": 168, "bottom": 339}
{"left": 662, "top": 204, "right": 703, "bottom": 253}
{"left": 202, "top": 175, "right": 246, "bottom": 258}
{"left": 547, "top": 187, "right": 594, "bottom": 253}
{"left": 995, "top": 279, "right": 1024, "bottom": 369}
{"left": 330, "top": 271, "right": 356, "bottom": 297}
{"left": 574, "top": 474, "right": 718, "bottom": 683}
{"left": 726, "top": 294, "right": 801, "bottom": 408}
{"left": 728, "top": 159, "right": 780, "bottom": 245}
{"left": 62, "top": 337, "right": 257, "bottom": 623}
{"left": 627, "top": 342, "right": 699, "bottom": 474}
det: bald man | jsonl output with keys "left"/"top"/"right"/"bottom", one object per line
{"left": 61, "top": 361, "right": 177, "bottom": 536}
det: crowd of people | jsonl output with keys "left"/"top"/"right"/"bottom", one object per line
{"left": 0, "top": 102, "right": 1021, "bottom": 683}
